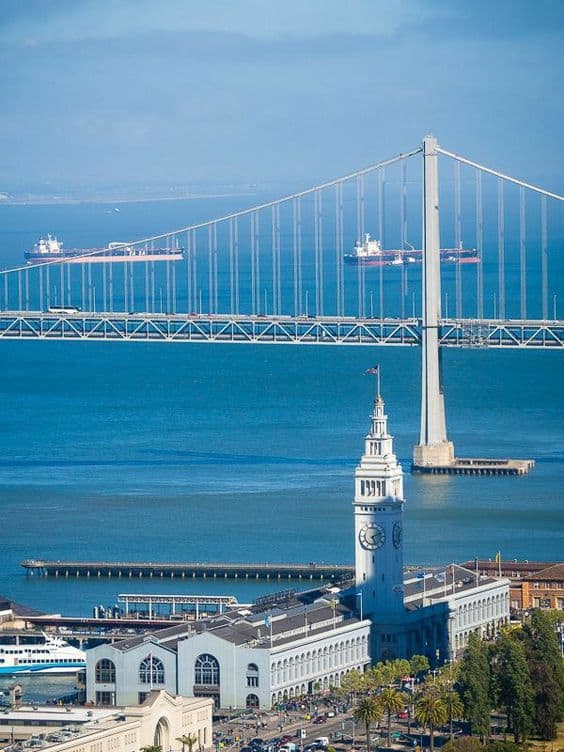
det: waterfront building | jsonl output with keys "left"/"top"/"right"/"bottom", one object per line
{"left": 85, "top": 382, "right": 510, "bottom": 709}
{"left": 86, "top": 594, "right": 371, "bottom": 709}
{"left": 462, "top": 560, "right": 564, "bottom": 612}
{"left": 350, "top": 386, "right": 510, "bottom": 662}
{"left": 0, "top": 690, "right": 212, "bottom": 749}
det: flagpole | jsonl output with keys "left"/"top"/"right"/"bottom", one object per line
{"left": 377, "top": 367, "right": 381, "bottom": 399}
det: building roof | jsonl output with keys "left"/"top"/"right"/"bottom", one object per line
{"left": 0, "top": 595, "right": 45, "bottom": 618}
{"left": 104, "top": 594, "right": 364, "bottom": 654}
{"left": 404, "top": 564, "right": 502, "bottom": 608}
{"left": 530, "top": 563, "right": 564, "bottom": 582}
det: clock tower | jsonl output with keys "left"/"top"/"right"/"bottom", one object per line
{"left": 354, "top": 376, "right": 405, "bottom": 636}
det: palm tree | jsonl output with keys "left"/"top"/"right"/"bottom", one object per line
{"left": 441, "top": 691, "right": 463, "bottom": 740}
{"left": 354, "top": 697, "right": 383, "bottom": 752}
{"left": 414, "top": 695, "right": 447, "bottom": 752}
{"left": 379, "top": 688, "right": 405, "bottom": 747}
{"left": 176, "top": 735, "right": 198, "bottom": 752}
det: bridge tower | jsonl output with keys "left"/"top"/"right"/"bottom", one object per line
{"left": 413, "top": 135, "right": 455, "bottom": 469}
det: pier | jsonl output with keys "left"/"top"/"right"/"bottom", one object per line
{"left": 21, "top": 559, "right": 355, "bottom": 582}
{"left": 411, "top": 458, "right": 535, "bottom": 476}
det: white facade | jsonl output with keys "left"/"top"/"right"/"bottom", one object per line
{"left": 0, "top": 692, "right": 213, "bottom": 752}
{"left": 86, "top": 598, "right": 371, "bottom": 710}
{"left": 403, "top": 567, "right": 511, "bottom": 661}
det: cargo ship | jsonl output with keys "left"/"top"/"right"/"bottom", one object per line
{"left": 25, "top": 235, "right": 183, "bottom": 264}
{"left": 344, "top": 233, "right": 480, "bottom": 266}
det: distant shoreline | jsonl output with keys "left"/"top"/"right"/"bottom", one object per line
{"left": 0, "top": 191, "right": 257, "bottom": 207}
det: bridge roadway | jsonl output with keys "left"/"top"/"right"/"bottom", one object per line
{"left": 21, "top": 559, "right": 356, "bottom": 582}
{"left": 1, "top": 311, "right": 563, "bottom": 347}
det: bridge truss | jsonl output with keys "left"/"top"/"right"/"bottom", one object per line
{"left": 0, "top": 311, "right": 562, "bottom": 348}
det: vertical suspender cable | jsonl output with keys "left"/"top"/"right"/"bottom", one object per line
{"left": 356, "top": 177, "right": 364, "bottom": 318}
{"left": 67, "top": 264, "right": 71, "bottom": 309}
{"left": 5, "top": 274, "right": 9, "bottom": 311}
{"left": 541, "top": 196, "right": 548, "bottom": 320}
{"left": 213, "top": 223, "right": 218, "bottom": 313}
{"left": 276, "top": 205, "right": 281, "bottom": 315}
{"left": 400, "top": 160, "right": 408, "bottom": 319}
{"left": 293, "top": 198, "right": 302, "bottom": 316}
{"left": 497, "top": 178, "right": 505, "bottom": 319}
{"left": 39, "top": 266, "right": 44, "bottom": 312}
{"left": 378, "top": 168, "right": 385, "bottom": 319}
{"left": 475, "top": 170, "right": 483, "bottom": 319}
{"left": 46, "top": 266, "right": 51, "bottom": 310}
{"left": 229, "top": 219, "right": 234, "bottom": 315}
{"left": 255, "top": 211, "right": 261, "bottom": 314}
{"left": 18, "top": 270, "right": 22, "bottom": 310}
{"left": 108, "top": 260, "right": 113, "bottom": 312}
{"left": 124, "top": 259, "right": 129, "bottom": 313}
{"left": 234, "top": 217, "right": 239, "bottom": 314}
{"left": 81, "top": 264, "right": 85, "bottom": 311}
{"left": 130, "top": 259, "right": 135, "bottom": 314}
{"left": 60, "top": 265, "right": 65, "bottom": 308}
{"left": 454, "top": 160, "right": 462, "bottom": 318}
{"left": 519, "top": 187, "right": 526, "bottom": 319}
{"left": 186, "top": 231, "right": 192, "bottom": 313}
{"left": 208, "top": 224, "right": 213, "bottom": 314}
{"left": 165, "top": 258, "right": 170, "bottom": 315}
{"left": 25, "top": 269, "right": 29, "bottom": 310}
{"left": 86, "top": 263, "right": 91, "bottom": 311}
{"left": 191, "top": 230, "right": 198, "bottom": 314}
{"left": 314, "top": 192, "right": 319, "bottom": 316}
{"left": 335, "top": 183, "right": 344, "bottom": 317}
{"left": 250, "top": 213, "right": 256, "bottom": 314}
{"left": 145, "top": 260, "right": 150, "bottom": 313}
{"left": 271, "top": 206, "right": 277, "bottom": 315}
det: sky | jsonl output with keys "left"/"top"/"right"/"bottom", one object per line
{"left": 0, "top": 0, "right": 563, "bottom": 191}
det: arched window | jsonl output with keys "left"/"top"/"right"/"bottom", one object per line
{"left": 95, "top": 658, "right": 116, "bottom": 683}
{"left": 139, "top": 656, "right": 165, "bottom": 685}
{"left": 246, "top": 693, "right": 259, "bottom": 708}
{"left": 195, "top": 654, "right": 220, "bottom": 686}
{"left": 247, "top": 663, "right": 259, "bottom": 688}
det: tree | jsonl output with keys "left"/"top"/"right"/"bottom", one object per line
{"left": 494, "top": 635, "right": 534, "bottom": 743}
{"left": 442, "top": 737, "right": 482, "bottom": 752}
{"left": 141, "top": 746, "right": 162, "bottom": 752}
{"left": 409, "top": 654, "right": 430, "bottom": 678}
{"left": 354, "top": 697, "right": 383, "bottom": 752}
{"left": 522, "top": 609, "right": 564, "bottom": 740}
{"left": 379, "top": 687, "right": 405, "bottom": 746}
{"left": 441, "top": 690, "right": 464, "bottom": 741}
{"left": 176, "top": 735, "right": 198, "bottom": 752}
{"left": 456, "top": 633, "right": 492, "bottom": 741}
{"left": 341, "top": 669, "right": 366, "bottom": 698}
{"left": 414, "top": 694, "right": 447, "bottom": 752}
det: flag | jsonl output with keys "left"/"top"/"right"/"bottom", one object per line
{"left": 264, "top": 614, "right": 271, "bottom": 628}
{"left": 494, "top": 552, "right": 501, "bottom": 564}
{"left": 416, "top": 571, "right": 426, "bottom": 580}
{"left": 365, "top": 365, "right": 380, "bottom": 375}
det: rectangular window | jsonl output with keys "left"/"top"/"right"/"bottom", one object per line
{"left": 95, "top": 691, "right": 115, "bottom": 706}
{"left": 247, "top": 676, "right": 259, "bottom": 687}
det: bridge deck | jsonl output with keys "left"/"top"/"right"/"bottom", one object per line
{"left": 1, "top": 313, "right": 562, "bottom": 348}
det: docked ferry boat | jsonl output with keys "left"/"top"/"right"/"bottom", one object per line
{"left": 344, "top": 233, "right": 479, "bottom": 265}
{"left": 0, "top": 633, "right": 85, "bottom": 674}
{"left": 25, "top": 236, "right": 183, "bottom": 264}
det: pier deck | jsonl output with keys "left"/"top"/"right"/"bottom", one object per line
{"left": 21, "top": 559, "right": 355, "bottom": 582}
{"left": 411, "top": 457, "right": 535, "bottom": 476}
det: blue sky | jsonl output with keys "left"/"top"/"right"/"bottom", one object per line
{"left": 0, "top": 0, "right": 563, "bottom": 189}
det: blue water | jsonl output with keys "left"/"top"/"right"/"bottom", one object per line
{"left": 0, "top": 195, "right": 563, "bottom": 624}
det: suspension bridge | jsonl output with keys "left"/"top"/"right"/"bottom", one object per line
{"left": 1, "top": 135, "right": 563, "bottom": 468}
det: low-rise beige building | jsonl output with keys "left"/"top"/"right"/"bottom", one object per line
{"left": 0, "top": 691, "right": 213, "bottom": 752}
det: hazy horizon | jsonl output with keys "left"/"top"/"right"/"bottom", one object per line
{"left": 1, "top": 0, "right": 563, "bottom": 194}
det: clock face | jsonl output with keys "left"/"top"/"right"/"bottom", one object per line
{"left": 392, "top": 522, "right": 403, "bottom": 549}
{"left": 359, "top": 523, "right": 385, "bottom": 550}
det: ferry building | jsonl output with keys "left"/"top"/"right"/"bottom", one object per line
{"left": 86, "top": 384, "right": 509, "bottom": 709}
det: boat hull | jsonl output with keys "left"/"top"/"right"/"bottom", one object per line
{"left": 0, "top": 662, "right": 85, "bottom": 675}
{"left": 25, "top": 253, "right": 183, "bottom": 265}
